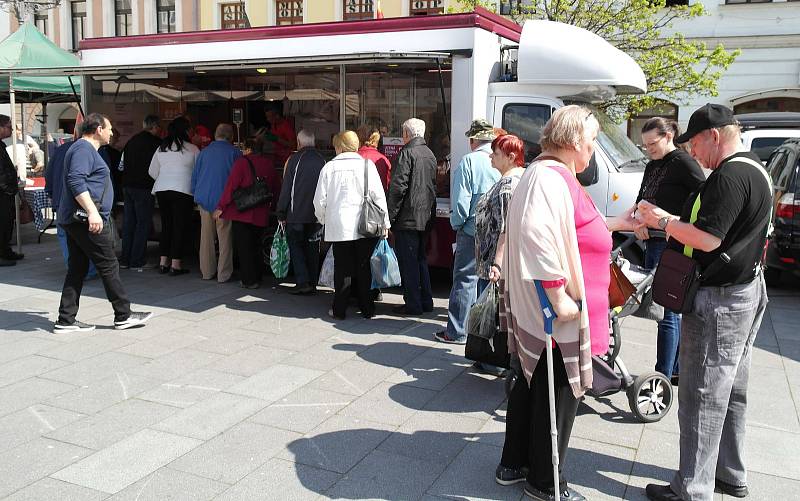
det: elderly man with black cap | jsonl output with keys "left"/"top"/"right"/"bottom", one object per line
{"left": 435, "top": 119, "right": 500, "bottom": 345}
{"left": 638, "top": 104, "right": 771, "bottom": 501}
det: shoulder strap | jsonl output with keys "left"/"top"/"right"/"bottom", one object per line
{"left": 363, "top": 158, "right": 369, "bottom": 198}
{"left": 243, "top": 155, "right": 256, "bottom": 180}
{"left": 683, "top": 193, "right": 702, "bottom": 258}
{"left": 289, "top": 152, "right": 305, "bottom": 214}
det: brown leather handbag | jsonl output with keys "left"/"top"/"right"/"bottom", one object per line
{"left": 609, "top": 260, "right": 636, "bottom": 309}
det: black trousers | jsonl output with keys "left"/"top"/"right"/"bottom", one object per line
{"left": 233, "top": 221, "right": 264, "bottom": 286}
{"left": 156, "top": 190, "right": 194, "bottom": 260}
{"left": 500, "top": 346, "right": 581, "bottom": 492}
{"left": 332, "top": 237, "right": 378, "bottom": 318}
{"left": 58, "top": 222, "right": 131, "bottom": 323}
{"left": 393, "top": 230, "right": 434, "bottom": 313}
{"left": 0, "top": 192, "right": 14, "bottom": 257}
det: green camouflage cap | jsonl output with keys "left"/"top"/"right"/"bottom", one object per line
{"left": 465, "top": 119, "right": 496, "bottom": 140}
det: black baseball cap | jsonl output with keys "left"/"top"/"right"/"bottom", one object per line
{"left": 675, "top": 103, "right": 737, "bottom": 144}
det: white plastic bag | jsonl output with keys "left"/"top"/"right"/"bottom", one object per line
{"left": 466, "top": 282, "right": 498, "bottom": 341}
{"left": 318, "top": 246, "right": 335, "bottom": 289}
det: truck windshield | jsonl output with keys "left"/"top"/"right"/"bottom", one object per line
{"left": 568, "top": 103, "right": 646, "bottom": 170}
{"left": 592, "top": 106, "right": 646, "bottom": 170}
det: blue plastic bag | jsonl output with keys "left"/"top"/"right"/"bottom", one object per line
{"left": 370, "top": 239, "right": 402, "bottom": 289}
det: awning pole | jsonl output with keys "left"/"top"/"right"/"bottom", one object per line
{"left": 68, "top": 76, "right": 84, "bottom": 116}
{"left": 9, "top": 76, "right": 22, "bottom": 253}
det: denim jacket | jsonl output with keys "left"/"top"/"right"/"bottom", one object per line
{"left": 449, "top": 143, "right": 499, "bottom": 236}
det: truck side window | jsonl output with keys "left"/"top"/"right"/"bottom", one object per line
{"left": 502, "top": 104, "right": 551, "bottom": 164}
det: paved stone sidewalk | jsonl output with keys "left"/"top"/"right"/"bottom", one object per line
{"left": 1, "top": 228, "right": 798, "bottom": 500}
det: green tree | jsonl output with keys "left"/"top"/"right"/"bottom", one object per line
{"left": 452, "top": 0, "right": 739, "bottom": 121}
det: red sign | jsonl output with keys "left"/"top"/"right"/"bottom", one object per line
{"left": 382, "top": 137, "right": 404, "bottom": 162}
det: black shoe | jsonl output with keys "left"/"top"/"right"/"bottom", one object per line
{"left": 524, "top": 484, "right": 586, "bottom": 501}
{"left": 715, "top": 478, "right": 748, "bottom": 498}
{"left": 423, "top": 305, "right": 434, "bottom": 313}
{"left": 670, "top": 374, "right": 679, "bottom": 386}
{"left": 375, "top": 291, "right": 383, "bottom": 302}
{"left": 495, "top": 464, "right": 527, "bottom": 486}
{"left": 327, "top": 308, "right": 346, "bottom": 321}
{"left": 239, "top": 281, "right": 260, "bottom": 289}
{"left": 0, "top": 258, "right": 16, "bottom": 267}
{"left": 2, "top": 251, "right": 24, "bottom": 260}
{"left": 645, "top": 484, "right": 683, "bottom": 501}
{"left": 392, "top": 305, "right": 422, "bottom": 315}
{"left": 158, "top": 265, "right": 170, "bottom": 274}
{"left": 169, "top": 267, "right": 190, "bottom": 276}
{"left": 289, "top": 283, "right": 315, "bottom": 295}
{"left": 474, "top": 362, "right": 507, "bottom": 377}
{"left": 53, "top": 320, "right": 95, "bottom": 333}
{"left": 114, "top": 311, "right": 153, "bottom": 330}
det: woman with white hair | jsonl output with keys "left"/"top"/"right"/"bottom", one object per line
{"left": 313, "top": 130, "right": 390, "bottom": 320}
{"left": 495, "top": 105, "right": 637, "bottom": 500}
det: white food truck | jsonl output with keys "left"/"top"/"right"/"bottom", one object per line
{"left": 30, "top": 7, "right": 648, "bottom": 267}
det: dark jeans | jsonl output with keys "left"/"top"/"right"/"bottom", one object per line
{"left": 156, "top": 190, "right": 194, "bottom": 261}
{"left": 286, "top": 222, "right": 322, "bottom": 287}
{"left": 121, "top": 187, "right": 154, "bottom": 267}
{"left": 58, "top": 222, "right": 131, "bottom": 324}
{"left": 0, "top": 192, "right": 14, "bottom": 257}
{"left": 645, "top": 238, "right": 681, "bottom": 378}
{"left": 332, "top": 238, "right": 378, "bottom": 318}
{"left": 501, "top": 347, "right": 580, "bottom": 492}
{"left": 393, "top": 230, "right": 433, "bottom": 313}
{"left": 233, "top": 221, "right": 264, "bottom": 286}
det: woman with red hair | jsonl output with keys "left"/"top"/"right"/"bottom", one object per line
{"left": 474, "top": 133, "right": 526, "bottom": 286}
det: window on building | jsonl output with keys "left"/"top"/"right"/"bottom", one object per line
{"left": 115, "top": 0, "right": 132, "bottom": 36}
{"left": 343, "top": 0, "right": 373, "bottom": 20}
{"left": 157, "top": 0, "right": 176, "bottom": 33}
{"left": 221, "top": 2, "right": 247, "bottom": 29}
{"left": 276, "top": 1, "right": 303, "bottom": 25}
{"left": 725, "top": 0, "right": 771, "bottom": 4}
{"left": 409, "top": 0, "right": 444, "bottom": 16}
{"left": 664, "top": 0, "right": 689, "bottom": 5}
{"left": 71, "top": 1, "right": 86, "bottom": 50}
{"left": 34, "top": 13, "right": 48, "bottom": 35}
{"left": 734, "top": 97, "right": 800, "bottom": 114}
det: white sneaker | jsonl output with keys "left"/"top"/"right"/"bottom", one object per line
{"left": 54, "top": 320, "right": 96, "bottom": 333}
{"left": 114, "top": 311, "right": 153, "bottom": 330}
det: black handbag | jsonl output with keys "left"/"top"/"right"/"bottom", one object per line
{"left": 358, "top": 158, "right": 386, "bottom": 238}
{"left": 652, "top": 248, "right": 702, "bottom": 314}
{"left": 465, "top": 330, "right": 511, "bottom": 369}
{"left": 233, "top": 156, "right": 272, "bottom": 212}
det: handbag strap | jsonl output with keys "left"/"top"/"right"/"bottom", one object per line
{"left": 243, "top": 155, "right": 257, "bottom": 183}
{"left": 363, "top": 158, "right": 369, "bottom": 199}
{"left": 289, "top": 151, "right": 306, "bottom": 214}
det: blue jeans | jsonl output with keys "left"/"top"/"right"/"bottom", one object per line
{"left": 445, "top": 230, "right": 479, "bottom": 341}
{"left": 286, "top": 222, "right": 322, "bottom": 287}
{"left": 120, "top": 187, "right": 154, "bottom": 267}
{"left": 57, "top": 225, "right": 96, "bottom": 278}
{"left": 394, "top": 230, "right": 433, "bottom": 313}
{"left": 645, "top": 238, "right": 680, "bottom": 378}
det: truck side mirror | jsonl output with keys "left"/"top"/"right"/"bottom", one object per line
{"left": 577, "top": 153, "right": 599, "bottom": 186}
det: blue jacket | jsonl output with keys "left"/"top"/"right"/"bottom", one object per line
{"left": 56, "top": 139, "right": 114, "bottom": 225}
{"left": 450, "top": 143, "right": 499, "bottom": 236}
{"left": 45, "top": 139, "right": 74, "bottom": 210}
{"left": 191, "top": 140, "right": 242, "bottom": 213}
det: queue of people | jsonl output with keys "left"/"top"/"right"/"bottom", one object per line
{"left": 35, "top": 101, "right": 771, "bottom": 501}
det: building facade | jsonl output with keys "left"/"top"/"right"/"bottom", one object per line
{"left": 630, "top": 0, "right": 800, "bottom": 144}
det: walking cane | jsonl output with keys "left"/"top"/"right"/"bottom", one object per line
{"left": 534, "top": 280, "right": 562, "bottom": 501}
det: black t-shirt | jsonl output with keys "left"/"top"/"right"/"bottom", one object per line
{"left": 637, "top": 149, "right": 705, "bottom": 217}
{"left": 669, "top": 151, "right": 772, "bottom": 286}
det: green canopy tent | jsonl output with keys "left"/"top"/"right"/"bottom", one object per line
{"left": 0, "top": 22, "right": 82, "bottom": 252}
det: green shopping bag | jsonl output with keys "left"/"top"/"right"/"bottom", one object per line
{"left": 270, "top": 222, "right": 290, "bottom": 278}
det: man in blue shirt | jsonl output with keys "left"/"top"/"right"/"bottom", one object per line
{"left": 191, "top": 123, "right": 241, "bottom": 282}
{"left": 435, "top": 120, "right": 499, "bottom": 344}
{"left": 55, "top": 113, "right": 151, "bottom": 333}
{"left": 45, "top": 134, "right": 97, "bottom": 279}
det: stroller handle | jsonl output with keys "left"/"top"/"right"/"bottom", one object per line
{"left": 612, "top": 230, "right": 668, "bottom": 260}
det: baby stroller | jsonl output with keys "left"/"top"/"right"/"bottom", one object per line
{"left": 504, "top": 232, "right": 674, "bottom": 423}
{"left": 588, "top": 232, "right": 673, "bottom": 423}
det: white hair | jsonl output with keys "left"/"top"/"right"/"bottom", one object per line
{"left": 297, "top": 129, "right": 315, "bottom": 148}
{"left": 402, "top": 118, "right": 425, "bottom": 139}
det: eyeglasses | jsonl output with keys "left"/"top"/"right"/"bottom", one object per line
{"left": 585, "top": 111, "right": 594, "bottom": 121}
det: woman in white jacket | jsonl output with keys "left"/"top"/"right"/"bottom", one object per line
{"left": 314, "top": 130, "right": 390, "bottom": 320}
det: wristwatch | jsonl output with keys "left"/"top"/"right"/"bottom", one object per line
{"left": 658, "top": 216, "right": 672, "bottom": 231}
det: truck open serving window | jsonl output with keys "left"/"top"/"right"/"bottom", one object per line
{"left": 276, "top": 1, "right": 303, "bottom": 25}
{"left": 343, "top": 0, "right": 374, "bottom": 20}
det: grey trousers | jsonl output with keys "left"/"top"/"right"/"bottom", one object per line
{"left": 670, "top": 274, "right": 768, "bottom": 501}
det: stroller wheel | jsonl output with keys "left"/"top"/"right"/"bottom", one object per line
{"left": 627, "top": 372, "right": 673, "bottom": 423}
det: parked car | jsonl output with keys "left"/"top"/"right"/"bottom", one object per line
{"left": 764, "top": 137, "right": 800, "bottom": 284}
{"left": 736, "top": 112, "right": 800, "bottom": 163}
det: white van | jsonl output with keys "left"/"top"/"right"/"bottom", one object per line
{"left": 737, "top": 112, "right": 800, "bottom": 163}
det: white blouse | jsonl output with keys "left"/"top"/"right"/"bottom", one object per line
{"left": 313, "top": 152, "right": 391, "bottom": 242}
{"left": 148, "top": 142, "right": 199, "bottom": 196}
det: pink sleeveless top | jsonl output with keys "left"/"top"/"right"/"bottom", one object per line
{"left": 549, "top": 165, "right": 612, "bottom": 355}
